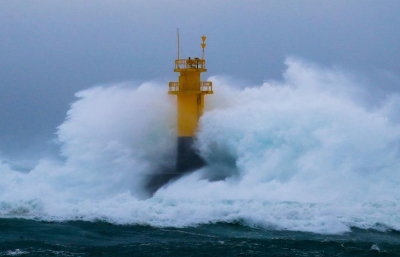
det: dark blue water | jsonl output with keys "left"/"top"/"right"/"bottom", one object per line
{"left": 1, "top": 219, "right": 400, "bottom": 256}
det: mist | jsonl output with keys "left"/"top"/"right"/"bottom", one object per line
{"left": 0, "top": 1, "right": 399, "bottom": 163}
{"left": 0, "top": 58, "right": 400, "bottom": 234}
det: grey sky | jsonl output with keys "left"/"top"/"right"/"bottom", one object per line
{"left": 0, "top": 0, "right": 399, "bottom": 162}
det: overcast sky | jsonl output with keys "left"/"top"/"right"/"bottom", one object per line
{"left": 0, "top": 0, "right": 399, "bottom": 163}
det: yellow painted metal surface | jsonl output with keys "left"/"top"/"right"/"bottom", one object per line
{"left": 169, "top": 35, "right": 212, "bottom": 137}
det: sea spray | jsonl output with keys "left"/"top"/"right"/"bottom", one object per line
{"left": 56, "top": 82, "right": 177, "bottom": 199}
{"left": 192, "top": 58, "right": 400, "bottom": 204}
{"left": 0, "top": 58, "right": 400, "bottom": 234}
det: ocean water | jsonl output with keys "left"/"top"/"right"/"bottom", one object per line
{"left": 1, "top": 58, "right": 400, "bottom": 256}
{"left": 2, "top": 219, "right": 400, "bottom": 256}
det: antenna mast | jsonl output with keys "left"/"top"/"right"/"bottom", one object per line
{"left": 201, "top": 35, "right": 206, "bottom": 59}
{"left": 177, "top": 28, "right": 180, "bottom": 60}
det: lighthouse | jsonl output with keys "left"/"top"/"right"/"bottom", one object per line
{"left": 145, "top": 34, "right": 212, "bottom": 195}
{"left": 169, "top": 34, "right": 213, "bottom": 173}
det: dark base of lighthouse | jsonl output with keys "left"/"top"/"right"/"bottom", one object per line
{"left": 176, "top": 137, "right": 205, "bottom": 173}
{"left": 145, "top": 137, "right": 205, "bottom": 195}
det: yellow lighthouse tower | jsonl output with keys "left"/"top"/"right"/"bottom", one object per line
{"left": 169, "top": 34, "right": 213, "bottom": 173}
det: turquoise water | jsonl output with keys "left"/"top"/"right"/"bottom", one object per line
{"left": 1, "top": 219, "right": 400, "bottom": 256}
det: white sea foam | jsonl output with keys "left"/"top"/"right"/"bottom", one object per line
{"left": 0, "top": 58, "right": 400, "bottom": 234}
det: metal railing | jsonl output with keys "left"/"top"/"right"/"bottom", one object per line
{"left": 175, "top": 58, "right": 206, "bottom": 69}
{"left": 169, "top": 81, "right": 213, "bottom": 93}
{"left": 169, "top": 82, "right": 179, "bottom": 92}
{"left": 200, "top": 81, "right": 212, "bottom": 92}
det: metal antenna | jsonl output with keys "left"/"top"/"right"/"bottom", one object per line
{"left": 201, "top": 35, "right": 206, "bottom": 59}
{"left": 177, "top": 28, "right": 180, "bottom": 60}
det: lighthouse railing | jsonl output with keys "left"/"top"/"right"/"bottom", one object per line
{"left": 200, "top": 81, "right": 212, "bottom": 92}
{"left": 169, "top": 82, "right": 179, "bottom": 92}
{"left": 169, "top": 81, "right": 213, "bottom": 93}
{"left": 175, "top": 58, "right": 206, "bottom": 69}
